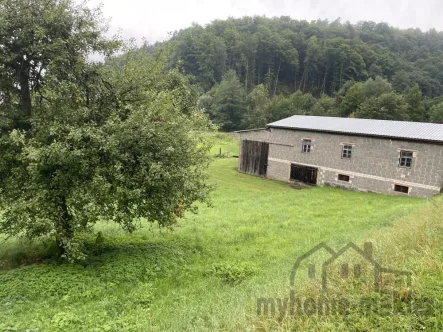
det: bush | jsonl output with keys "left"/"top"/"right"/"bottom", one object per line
{"left": 210, "top": 261, "right": 259, "bottom": 284}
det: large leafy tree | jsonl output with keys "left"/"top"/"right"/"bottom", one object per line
{"left": 0, "top": 1, "right": 213, "bottom": 260}
{"left": 0, "top": 0, "right": 117, "bottom": 129}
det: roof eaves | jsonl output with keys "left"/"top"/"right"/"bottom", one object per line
{"left": 234, "top": 128, "right": 268, "bottom": 133}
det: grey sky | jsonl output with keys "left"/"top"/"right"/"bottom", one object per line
{"left": 86, "top": 0, "right": 443, "bottom": 43}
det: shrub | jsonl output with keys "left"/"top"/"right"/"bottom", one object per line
{"left": 210, "top": 261, "right": 259, "bottom": 284}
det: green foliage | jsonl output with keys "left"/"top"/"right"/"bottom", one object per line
{"left": 162, "top": 17, "right": 443, "bottom": 127}
{"left": 0, "top": 51, "right": 214, "bottom": 260}
{"left": 405, "top": 84, "right": 426, "bottom": 121}
{"left": 355, "top": 92, "right": 409, "bottom": 120}
{"left": 202, "top": 69, "right": 433, "bottom": 131}
{"left": 211, "top": 261, "right": 259, "bottom": 284}
{"left": 429, "top": 102, "right": 443, "bottom": 122}
{"left": 212, "top": 70, "right": 247, "bottom": 131}
{"left": 169, "top": 17, "right": 443, "bottom": 99}
{"left": 170, "top": 24, "right": 227, "bottom": 90}
{"left": 0, "top": 0, "right": 118, "bottom": 124}
{"left": 288, "top": 90, "right": 317, "bottom": 114}
{"left": 361, "top": 76, "right": 392, "bottom": 98}
{"left": 392, "top": 70, "right": 414, "bottom": 93}
{"left": 310, "top": 94, "right": 336, "bottom": 116}
{"left": 197, "top": 94, "right": 215, "bottom": 115}
{"left": 337, "top": 81, "right": 365, "bottom": 117}
{"left": 0, "top": 2, "right": 214, "bottom": 260}
{"left": 243, "top": 84, "right": 270, "bottom": 128}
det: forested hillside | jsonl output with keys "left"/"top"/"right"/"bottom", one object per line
{"left": 155, "top": 17, "right": 443, "bottom": 130}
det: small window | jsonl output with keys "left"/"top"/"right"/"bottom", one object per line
{"left": 302, "top": 140, "right": 311, "bottom": 153}
{"left": 342, "top": 145, "right": 352, "bottom": 159}
{"left": 394, "top": 184, "right": 409, "bottom": 194}
{"left": 399, "top": 151, "right": 413, "bottom": 168}
{"left": 338, "top": 174, "right": 350, "bottom": 182}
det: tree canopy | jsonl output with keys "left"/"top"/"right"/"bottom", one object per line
{"left": 169, "top": 17, "right": 443, "bottom": 98}
{"left": 0, "top": 0, "right": 118, "bottom": 129}
{"left": 157, "top": 17, "right": 443, "bottom": 129}
{"left": 0, "top": 0, "right": 213, "bottom": 260}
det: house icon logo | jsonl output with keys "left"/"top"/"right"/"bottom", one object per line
{"left": 289, "top": 242, "right": 412, "bottom": 293}
{"left": 257, "top": 242, "right": 437, "bottom": 320}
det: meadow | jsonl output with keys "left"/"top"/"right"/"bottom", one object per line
{"left": 0, "top": 134, "right": 441, "bottom": 331}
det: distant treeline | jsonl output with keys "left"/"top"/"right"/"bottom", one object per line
{"left": 142, "top": 17, "right": 443, "bottom": 130}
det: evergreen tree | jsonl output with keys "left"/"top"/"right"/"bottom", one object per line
{"left": 213, "top": 70, "right": 247, "bottom": 131}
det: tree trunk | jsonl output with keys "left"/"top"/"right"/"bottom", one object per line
{"left": 273, "top": 63, "right": 281, "bottom": 96}
{"left": 321, "top": 70, "right": 327, "bottom": 95}
{"left": 245, "top": 58, "right": 249, "bottom": 91}
{"left": 19, "top": 69, "right": 32, "bottom": 117}
{"left": 55, "top": 198, "right": 74, "bottom": 257}
{"left": 339, "top": 62, "right": 344, "bottom": 90}
{"left": 294, "top": 72, "right": 297, "bottom": 92}
{"left": 302, "top": 70, "right": 308, "bottom": 93}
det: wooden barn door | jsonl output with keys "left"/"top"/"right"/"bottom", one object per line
{"left": 239, "top": 140, "right": 269, "bottom": 176}
{"left": 290, "top": 164, "right": 318, "bottom": 185}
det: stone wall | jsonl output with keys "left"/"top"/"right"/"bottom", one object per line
{"left": 239, "top": 127, "right": 443, "bottom": 197}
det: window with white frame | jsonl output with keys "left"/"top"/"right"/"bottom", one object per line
{"left": 399, "top": 151, "right": 413, "bottom": 168}
{"left": 302, "top": 140, "right": 311, "bottom": 153}
{"left": 342, "top": 145, "right": 352, "bottom": 159}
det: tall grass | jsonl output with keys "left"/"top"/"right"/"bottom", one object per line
{"left": 255, "top": 195, "right": 443, "bottom": 331}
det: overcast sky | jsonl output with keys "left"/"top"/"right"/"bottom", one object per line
{"left": 85, "top": 0, "right": 443, "bottom": 44}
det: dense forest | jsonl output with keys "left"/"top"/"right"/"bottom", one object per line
{"left": 147, "top": 17, "right": 443, "bottom": 130}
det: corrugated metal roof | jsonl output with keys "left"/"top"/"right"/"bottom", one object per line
{"left": 235, "top": 128, "right": 267, "bottom": 133}
{"left": 266, "top": 115, "right": 443, "bottom": 143}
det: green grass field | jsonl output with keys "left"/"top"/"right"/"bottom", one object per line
{"left": 0, "top": 135, "right": 442, "bottom": 331}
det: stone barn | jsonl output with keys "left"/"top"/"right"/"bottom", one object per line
{"left": 237, "top": 115, "right": 443, "bottom": 197}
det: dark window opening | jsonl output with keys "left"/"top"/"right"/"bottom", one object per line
{"left": 399, "top": 151, "right": 413, "bottom": 168}
{"left": 342, "top": 145, "right": 352, "bottom": 158}
{"left": 302, "top": 140, "right": 311, "bottom": 153}
{"left": 394, "top": 184, "right": 409, "bottom": 194}
{"left": 290, "top": 164, "right": 318, "bottom": 185}
{"left": 338, "top": 174, "right": 350, "bottom": 182}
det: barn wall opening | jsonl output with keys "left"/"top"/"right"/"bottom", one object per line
{"left": 239, "top": 140, "right": 269, "bottom": 176}
{"left": 290, "top": 164, "right": 318, "bottom": 185}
